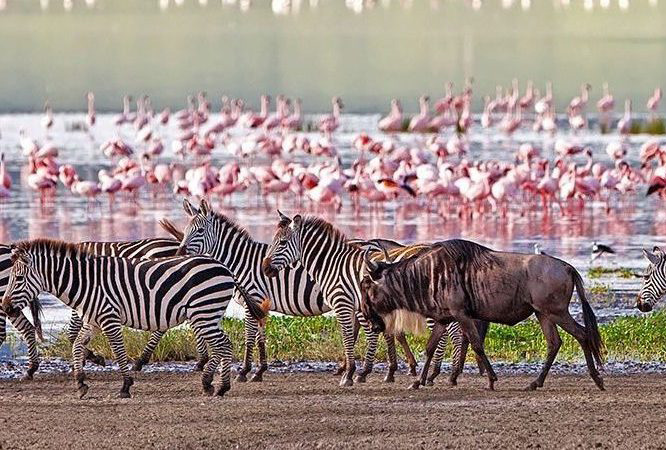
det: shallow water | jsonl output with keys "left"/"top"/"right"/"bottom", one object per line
{"left": 0, "top": 111, "right": 662, "bottom": 356}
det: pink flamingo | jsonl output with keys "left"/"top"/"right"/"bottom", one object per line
{"left": 86, "top": 92, "right": 96, "bottom": 129}
{"left": 0, "top": 153, "right": 10, "bottom": 190}
{"left": 319, "top": 97, "right": 343, "bottom": 135}
{"left": 282, "top": 98, "right": 303, "bottom": 130}
{"left": 616, "top": 99, "right": 632, "bottom": 134}
{"left": 41, "top": 101, "right": 54, "bottom": 132}
{"left": 378, "top": 99, "right": 403, "bottom": 132}
{"left": 647, "top": 87, "right": 662, "bottom": 119}
{"left": 408, "top": 96, "right": 431, "bottom": 133}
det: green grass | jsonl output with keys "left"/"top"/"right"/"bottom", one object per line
{"left": 38, "top": 313, "right": 666, "bottom": 364}
{"left": 628, "top": 118, "right": 666, "bottom": 135}
{"left": 588, "top": 267, "right": 635, "bottom": 279}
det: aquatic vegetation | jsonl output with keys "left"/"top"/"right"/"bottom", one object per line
{"left": 40, "top": 313, "right": 666, "bottom": 364}
{"left": 589, "top": 283, "right": 611, "bottom": 295}
{"left": 588, "top": 267, "right": 635, "bottom": 279}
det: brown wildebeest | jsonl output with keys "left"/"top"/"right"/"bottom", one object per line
{"left": 360, "top": 239, "right": 605, "bottom": 391}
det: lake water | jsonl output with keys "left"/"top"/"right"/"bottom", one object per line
{"left": 1, "top": 0, "right": 666, "bottom": 113}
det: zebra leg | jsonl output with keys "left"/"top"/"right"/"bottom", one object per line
{"left": 383, "top": 333, "right": 398, "bottom": 383}
{"left": 72, "top": 323, "right": 95, "bottom": 399}
{"left": 214, "top": 331, "right": 234, "bottom": 397}
{"left": 335, "top": 315, "right": 359, "bottom": 376}
{"left": 236, "top": 310, "right": 258, "bottom": 382}
{"left": 132, "top": 331, "right": 165, "bottom": 372}
{"left": 449, "top": 333, "right": 469, "bottom": 386}
{"left": 410, "top": 322, "right": 447, "bottom": 390}
{"left": 250, "top": 323, "right": 268, "bottom": 382}
{"left": 68, "top": 312, "right": 106, "bottom": 367}
{"left": 395, "top": 332, "right": 418, "bottom": 376}
{"left": 426, "top": 330, "right": 450, "bottom": 386}
{"left": 333, "top": 301, "right": 357, "bottom": 387}
{"left": 194, "top": 332, "right": 209, "bottom": 372}
{"left": 0, "top": 310, "right": 6, "bottom": 347}
{"left": 100, "top": 320, "right": 134, "bottom": 398}
{"left": 7, "top": 311, "right": 40, "bottom": 381}
{"left": 355, "top": 312, "right": 379, "bottom": 383}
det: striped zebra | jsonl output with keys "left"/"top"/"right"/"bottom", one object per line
{"left": 637, "top": 246, "right": 666, "bottom": 312}
{"left": 1, "top": 239, "right": 265, "bottom": 398}
{"left": 0, "top": 237, "right": 215, "bottom": 380}
{"left": 163, "top": 199, "right": 418, "bottom": 382}
{"left": 262, "top": 211, "right": 479, "bottom": 386}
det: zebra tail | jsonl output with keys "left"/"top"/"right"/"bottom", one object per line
{"left": 572, "top": 268, "right": 605, "bottom": 370}
{"left": 233, "top": 279, "right": 270, "bottom": 322}
{"left": 159, "top": 218, "right": 185, "bottom": 241}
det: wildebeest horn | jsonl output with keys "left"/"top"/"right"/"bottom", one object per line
{"left": 363, "top": 248, "right": 378, "bottom": 273}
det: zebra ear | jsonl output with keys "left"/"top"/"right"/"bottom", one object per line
{"left": 199, "top": 198, "right": 211, "bottom": 216}
{"left": 643, "top": 248, "right": 661, "bottom": 265}
{"left": 277, "top": 210, "right": 291, "bottom": 227}
{"left": 10, "top": 248, "right": 32, "bottom": 266}
{"left": 654, "top": 246, "right": 663, "bottom": 255}
{"left": 292, "top": 214, "right": 303, "bottom": 230}
{"left": 183, "top": 198, "right": 199, "bottom": 217}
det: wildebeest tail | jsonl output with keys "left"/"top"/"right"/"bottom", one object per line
{"left": 572, "top": 268, "right": 605, "bottom": 369}
{"left": 159, "top": 218, "right": 184, "bottom": 241}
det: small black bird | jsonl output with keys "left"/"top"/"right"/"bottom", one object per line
{"left": 591, "top": 241, "right": 615, "bottom": 262}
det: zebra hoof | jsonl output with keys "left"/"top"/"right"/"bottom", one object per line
{"left": 250, "top": 373, "right": 263, "bottom": 382}
{"left": 131, "top": 360, "right": 145, "bottom": 372}
{"left": 407, "top": 381, "right": 420, "bottom": 390}
{"left": 334, "top": 366, "right": 346, "bottom": 376}
{"left": 425, "top": 380, "right": 434, "bottom": 387}
{"left": 408, "top": 365, "right": 418, "bottom": 377}
{"left": 91, "top": 354, "right": 106, "bottom": 367}
{"left": 77, "top": 383, "right": 89, "bottom": 399}
{"left": 383, "top": 374, "right": 395, "bottom": 383}
{"left": 354, "top": 374, "right": 367, "bottom": 383}
{"left": 339, "top": 377, "right": 353, "bottom": 387}
{"left": 21, "top": 373, "right": 34, "bottom": 382}
{"left": 448, "top": 378, "right": 458, "bottom": 387}
{"left": 525, "top": 381, "right": 539, "bottom": 391}
{"left": 202, "top": 384, "right": 214, "bottom": 396}
{"left": 117, "top": 391, "right": 132, "bottom": 399}
{"left": 195, "top": 357, "right": 209, "bottom": 372}
{"left": 215, "top": 385, "right": 230, "bottom": 397}
{"left": 235, "top": 373, "right": 248, "bottom": 382}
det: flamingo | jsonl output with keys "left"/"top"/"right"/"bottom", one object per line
{"left": 378, "top": 99, "right": 403, "bottom": 132}
{"left": 319, "top": 97, "right": 343, "bottom": 134}
{"left": 408, "top": 96, "right": 431, "bottom": 133}
{"left": 0, "top": 153, "right": 10, "bottom": 190}
{"left": 616, "top": 99, "right": 632, "bottom": 134}
{"left": 647, "top": 87, "right": 662, "bottom": 119}
{"left": 41, "top": 101, "right": 54, "bottom": 131}
{"left": 86, "top": 92, "right": 96, "bottom": 128}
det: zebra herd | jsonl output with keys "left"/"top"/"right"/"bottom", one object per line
{"left": 3, "top": 199, "right": 664, "bottom": 397}
{"left": 0, "top": 199, "right": 469, "bottom": 398}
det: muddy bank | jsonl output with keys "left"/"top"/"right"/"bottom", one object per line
{"left": 1, "top": 372, "right": 665, "bottom": 448}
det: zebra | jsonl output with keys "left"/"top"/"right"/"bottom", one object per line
{"left": 0, "top": 237, "right": 217, "bottom": 380}
{"left": 163, "top": 199, "right": 417, "bottom": 382}
{"left": 637, "top": 246, "right": 666, "bottom": 312}
{"left": 1, "top": 238, "right": 266, "bottom": 398}
{"left": 262, "top": 211, "right": 480, "bottom": 386}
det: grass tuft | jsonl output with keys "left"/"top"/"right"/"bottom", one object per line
{"left": 588, "top": 267, "right": 635, "bottom": 279}
{"left": 38, "top": 313, "right": 666, "bottom": 365}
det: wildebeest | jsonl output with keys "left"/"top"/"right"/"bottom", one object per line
{"left": 361, "top": 239, "right": 605, "bottom": 391}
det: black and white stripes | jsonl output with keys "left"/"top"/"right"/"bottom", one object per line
{"left": 1, "top": 239, "right": 263, "bottom": 398}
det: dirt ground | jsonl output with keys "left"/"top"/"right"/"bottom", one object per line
{"left": 0, "top": 370, "right": 665, "bottom": 449}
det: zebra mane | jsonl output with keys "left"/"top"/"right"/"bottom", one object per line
{"left": 210, "top": 211, "right": 253, "bottom": 241}
{"left": 302, "top": 216, "right": 347, "bottom": 243}
{"left": 12, "top": 238, "right": 90, "bottom": 261}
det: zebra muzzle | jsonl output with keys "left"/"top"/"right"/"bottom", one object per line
{"left": 261, "top": 258, "right": 278, "bottom": 277}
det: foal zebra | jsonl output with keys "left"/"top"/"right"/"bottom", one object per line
{"left": 165, "top": 199, "right": 414, "bottom": 382}
{"left": 1, "top": 239, "right": 265, "bottom": 398}
{"left": 0, "top": 238, "right": 202, "bottom": 380}
{"left": 262, "top": 212, "right": 475, "bottom": 386}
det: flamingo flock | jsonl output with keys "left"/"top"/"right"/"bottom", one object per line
{"left": 1, "top": 81, "right": 666, "bottom": 219}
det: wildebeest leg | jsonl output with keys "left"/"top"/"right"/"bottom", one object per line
{"left": 383, "top": 333, "right": 398, "bottom": 383}
{"left": 555, "top": 313, "right": 605, "bottom": 390}
{"left": 396, "top": 332, "right": 418, "bottom": 376}
{"left": 335, "top": 314, "right": 359, "bottom": 376}
{"left": 475, "top": 320, "right": 490, "bottom": 376}
{"left": 526, "top": 313, "right": 562, "bottom": 391}
{"left": 409, "top": 322, "right": 446, "bottom": 390}
{"left": 356, "top": 312, "right": 380, "bottom": 383}
{"left": 457, "top": 316, "right": 497, "bottom": 390}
